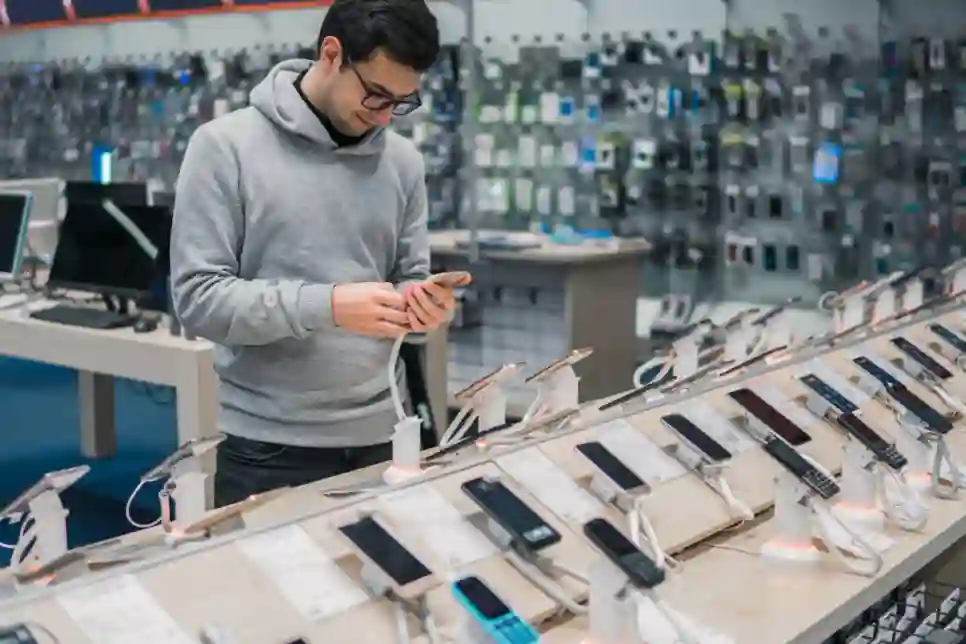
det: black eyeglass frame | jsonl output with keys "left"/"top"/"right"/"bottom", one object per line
{"left": 347, "top": 61, "right": 422, "bottom": 116}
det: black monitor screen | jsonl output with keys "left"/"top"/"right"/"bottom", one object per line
{"left": 49, "top": 203, "right": 172, "bottom": 298}
{"left": 65, "top": 181, "right": 148, "bottom": 207}
{"left": 0, "top": 193, "right": 31, "bottom": 277}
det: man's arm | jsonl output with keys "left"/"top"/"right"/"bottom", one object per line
{"left": 170, "top": 127, "right": 335, "bottom": 346}
{"left": 389, "top": 158, "right": 431, "bottom": 289}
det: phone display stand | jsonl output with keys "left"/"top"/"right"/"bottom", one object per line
{"left": 359, "top": 562, "right": 391, "bottom": 599}
{"left": 168, "top": 457, "right": 208, "bottom": 528}
{"left": 672, "top": 334, "right": 700, "bottom": 380}
{"left": 832, "top": 442, "right": 885, "bottom": 532}
{"left": 760, "top": 471, "right": 821, "bottom": 563}
{"left": 871, "top": 289, "right": 897, "bottom": 326}
{"left": 477, "top": 386, "right": 508, "bottom": 432}
{"left": 902, "top": 278, "right": 924, "bottom": 313}
{"left": 383, "top": 416, "right": 424, "bottom": 485}
{"left": 724, "top": 321, "right": 754, "bottom": 363}
{"left": 761, "top": 313, "right": 793, "bottom": 351}
{"left": 454, "top": 615, "right": 497, "bottom": 644}
{"left": 530, "top": 365, "right": 580, "bottom": 417}
{"left": 586, "top": 557, "right": 640, "bottom": 644}
{"left": 21, "top": 489, "right": 70, "bottom": 569}
{"left": 834, "top": 293, "right": 866, "bottom": 334}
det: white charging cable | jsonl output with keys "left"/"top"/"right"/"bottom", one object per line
{"left": 10, "top": 515, "right": 36, "bottom": 572}
{"left": 638, "top": 591, "right": 703, "bottom": 644}
{"left": 808, "top": 497, "right": 884, "bottom": 578}
{"left": 503, "top": 549, "right": 588, "bottom": 615}
{"left": 438, "top": 404, "right": 479, "bottom": 448}
{"left": 931, "top": 384, "right": 966, "bottom": 418}
{"left": 124, "top": 479, "right": 164, "bottom": 529}
{"left": 893, "top": 409, "right": 961, "bottom": 500}
{"left": 705, "top": 474, "right": 755, "bottom": 523}
{"left": 628, "top": 496, "right": 679, "bottom": 571}
{"left": 391, "top": 596, "right": 443, "bottom": 644}
{"left": 388, "top": 335, "right": 408, "bottom": 422}
{"left": 876, "top": 466, "right": 928, "bottom": 532}
{"left": 0, "top": 515, "right": 19, "bottom": 549}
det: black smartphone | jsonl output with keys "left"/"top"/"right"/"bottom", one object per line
{"left": 728, "top": 388, "right": 812, "bottom": 446}
{"left": 338, "top": 516, "right": 434, "bottom": 593}
{"left": 761, "top": 436, "right": 840, "bottom": 499}
{"left": 0, "top": 626, "right": 39, "bottom": 644}
{"left": 799, "top": 374, "right": 860, "bottom": 414}
{"left": 461, "top": 477, "right": 561, "bottom": 552}
{"left": 660, "top": 414, "right": 732, "bottom": 463}
{"left": 891, "top": 337, "right": 954, "bottom": 380}
{"left": 853, "top": 357, "right": 953, "bottom": 433}
{"left": 929, "top": 323, "right": 966, "bottom": 354}
{"left": 583, "top": 518, "right": 666, "bottom": 589}
{"left": 837, "top": 413, "right": 908, "bottom": 471}
{"left": 576, "top": 442, "right": 649, "bottom": 493}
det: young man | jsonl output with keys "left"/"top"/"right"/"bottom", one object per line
{"left": 170, "top": 0, "right": 453, "bottom": 507}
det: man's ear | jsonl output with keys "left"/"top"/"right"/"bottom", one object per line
{"left": 318, "top": 36, "right": 343, "bottom": 68}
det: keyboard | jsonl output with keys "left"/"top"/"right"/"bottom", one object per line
{"left": 31, "top": 305, "right": 135, "bottom": 329}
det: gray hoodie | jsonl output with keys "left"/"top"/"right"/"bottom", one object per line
{"left": 170, "top": 59, "right": 429, "bottom": 448}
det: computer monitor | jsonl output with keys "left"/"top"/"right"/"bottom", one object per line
{"left": 0, "top": 178, "right": 63, "bottom": 261}
{"left": 0, "top": 192, "right": 33, "bottom": 281}
{"left": 65, "top": 181, "right": 148, "bottom": 207}
{"left": 48, "top": 203, "right": 172, "bottom": 299}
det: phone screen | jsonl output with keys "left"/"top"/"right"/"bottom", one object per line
{"left": 461, "top": 478, "right": 561, "bottom": 551}
{"left": 799, "top": 374, "right": 859, "bottom": 414}
{"left": 583, "top": 518, "right": 665, "bottom": 589}
{"left": 853, "top": 356, "right": 902, "bottom": 389}
{"left": 728, "top": 388, "right": 812, "bottom": 446}
{"left": 929, "top": 324, "right": 966, "bottom": 353}
{"left": 761, "top": 436, "right": 836, "bottom": 498}
{"left": 339, "top": 516, "right": 432, "bottom": 587}
{"left": 661, "top": 414, "right": 732, "bottom": 462}
{"left": 576, "top": 442, "right": 647, "bottom": 491}
{"left": 891, "top": 337, "right": 953, "bottom": 380}
{"left": 837, "top": 414, "right": 892, "bottom": 453}
{"left": 454, "top": 576, "right": 511, "bottom": 620}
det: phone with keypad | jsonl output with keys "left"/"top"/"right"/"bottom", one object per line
{"left": 836, "top": 413, "right": 908, "bottom": 471}
{"left": 583, "top": 518, "right": 666, "bottom": 589}
{"left": 761, "top": 436, "right": 840, "bottom": 499}
{"left": 853, "top": 357, "right": 953, "bottom": 433}
{"left": 891, "top": 337, "right": 954, "bottom": 380}
{"left": 462, "top": 477, "right": 561, "bottom": 552}
{"left": 452, "top": 576, "right": 539, "bottom": 644}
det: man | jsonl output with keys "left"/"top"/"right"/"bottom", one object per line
{"left": 170, "top": 0, "right": 453, "bottom": 507}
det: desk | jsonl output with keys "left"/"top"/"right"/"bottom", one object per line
{"left": 0, "top": 302, "right": 219, "bottom": 458}
{"left": 430, "top": 231, "right": 649, "bottom": 412}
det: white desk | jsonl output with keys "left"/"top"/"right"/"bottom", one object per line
{"left": 0, "top": 303, "right": 219, "bottom": 458}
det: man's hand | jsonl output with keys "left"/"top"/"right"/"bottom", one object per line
{"left": 331, "top": 283, "right": 410, "bottom": 338}
{"left": 404, "top": 280, "right": 456, "bottom": 333}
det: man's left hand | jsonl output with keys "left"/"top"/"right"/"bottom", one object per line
{"left": 404, "top": 281, "right": 456, "bottom": 332}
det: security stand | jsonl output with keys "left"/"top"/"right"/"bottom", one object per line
{"left": 21, "top": 490, "right": 70, "bottom": 569}
{"left": 526, "top": 365, "right": 580, "bottom": 421}
{"left": 832, "top": 442, "right": 885, "bottom": 532}
{"left": 165, "top": 457, "right": 209, "bottom": 530}
{"left": 723, "top": 317, "right": 756, "bottom": 363}
{"left": 587, "top": 558, "right": 640, "bottom": 644}
{"left": 760, "top": 471, "right": 822, "bottom": 564}
{"left": 383, "top": 416, "right": 425, "bottom": 485}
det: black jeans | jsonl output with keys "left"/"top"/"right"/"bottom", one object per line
{"left": 214, "top": 434, "right": 393, "bottom": 508}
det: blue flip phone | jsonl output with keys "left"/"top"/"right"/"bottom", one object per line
{"left": 452, "top": 576, "right": 539, "bottom": 643}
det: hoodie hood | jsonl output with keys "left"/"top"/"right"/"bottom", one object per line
{"left": 249, "top": 59, "right": 386, "bottom": 156}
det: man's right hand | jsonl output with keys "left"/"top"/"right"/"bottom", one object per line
{"left": 331, "top": 283, "right": 410, "bottom": 338}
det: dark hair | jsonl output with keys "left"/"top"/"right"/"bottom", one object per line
{"left": 317, "top": 0, "right": 440, "bottom": 72}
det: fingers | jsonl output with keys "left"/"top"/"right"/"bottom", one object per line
{"left": 419, "top": 281, "right": 450, "bottom": 304}
{"left": 369, "top": 322, "right": 410, "bottom": 338}
{"left": 377, "top": 305, "right": 410, "bottom": 327}
{"left": 408, "top": 310, "right": 428, "bottom": 333}
{"left": 407, "top": 286, "right": 436, "bottom": 325}
{"left": 373, "top": 288, "right": 407, "bottom": 310}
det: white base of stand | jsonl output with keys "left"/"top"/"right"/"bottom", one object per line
{"left": 906, "top": 471, "right": 933, "bottom": 492}
{"left": 831, "top": 503, "right": 885, "bottom": 533}
{"left": 381, "top": 465, "right": 423, "bottom": 485}
{"left": 760, "top": 539, "right": 822, "bottom": 563}
{"left": 587, "top": 558, "right": 639, "bottom": 644}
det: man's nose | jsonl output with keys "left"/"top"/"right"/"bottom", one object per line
{"left": 371, "top": 109, "right": 394, "bottom": 126}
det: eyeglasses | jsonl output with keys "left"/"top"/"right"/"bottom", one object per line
{"left": 349, "top": 65, "right": 422, "bottom": 116}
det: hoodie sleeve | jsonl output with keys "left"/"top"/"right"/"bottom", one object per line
{"left": 171, "top": 126, "right": 335, "bottom": 346}
{"left": 389, "top": 157, "right": 431, "bottom": 288}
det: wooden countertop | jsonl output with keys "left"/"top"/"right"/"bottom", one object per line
{"left": 429, "top": 230, "right": 650, "bottom": 264}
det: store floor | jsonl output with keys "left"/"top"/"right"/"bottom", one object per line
{"left": 0, "top": 357, "right": 177, "bottom": 566}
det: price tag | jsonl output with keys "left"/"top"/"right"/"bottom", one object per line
{"left": 595, "top": 419, "right": 687, "bottom": 484}
{"left": 497, "top": 447, "right": 603, "bottom": 525}
{"left": 237, "top": 525, "right": 368, "bottom": 622}
{"left": 872, "top": 289, "right": 896, "bottom": 323}
{"left": 57, "top": 575, "right": 194, "bottom": 644}
{"left": 902, "top": 278, "right": 924, "bottom": 312}
{"left": 683, "top": 401, "right": 758, "bottom": 454}
{"left": 378, "top": 485, "right": 497, "bottom": 571}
